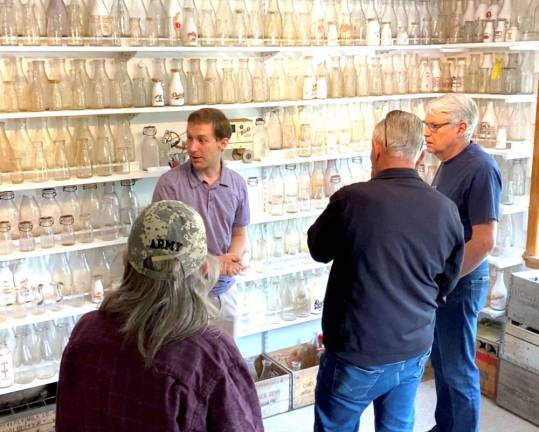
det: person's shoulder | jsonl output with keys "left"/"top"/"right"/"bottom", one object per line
{"left": 158, "top": 163, "right": 189, "bottom": 183}
{"left": 223, "top": 164, "right": 247, "bottom": 187}
{"left": 467, "top": 143, "right": 499, "bottom": 170}
{"left": 156, "top": 328, "right": 243, "bottom": 377}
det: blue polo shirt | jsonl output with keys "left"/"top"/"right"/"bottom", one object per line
{"left": 152, "top": 161, "right": 250, "bottom": 296}
{"left": 432, "top": 142, "right": 502, "bottom": 242}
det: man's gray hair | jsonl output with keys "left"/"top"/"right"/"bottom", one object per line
{"left": 426, "top": 94, "right": 479, "bottom": 141}
{"left": 372, "top": 110, "right": 424, "bottom": 162}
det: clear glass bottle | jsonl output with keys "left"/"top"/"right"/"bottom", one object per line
{"left": 111, "top": 59, "right": 134, "bottom": 108}
{"left": 511, "top": 159, "right": 526, "bottom": 198}
{"left": 100, "top": 183, "right": 120, "bottom": 240}
{"left": 119, "top": 179, "right": 139, "bottom": 237}
{"left": 90, "top": 249, "right": 111, "bottom": 293}
{"left": 71, "top": 59, "right": 90, "bottom": 110}
{"left": 252, "top": 57, "right": 269, "bottom": 102}
{"left": 132, "top": 62, "right": 151, "bottom": 107}
{"left": 297, "top": 163, "right": 311, "bottom": 211}
{"left": 329, "top": 57, "right": 344, "bottom": 98}
{"left": 0, "top": 330, "right": 14, "bottom": 386}
{"left": 284, "top": 218, "right": 300, "bottom": 256}
{"left": 503, "top": 52, "right": 521, "bottom": 95}
{"left": 368, "top": 56, "right": 383, "bottom": 95}
{"left": 477, "top": 100, "right": 498, "bottom": 147}
{"left": 38, "top": 216, "right": 55, "bottom": 248}
{"left": 18, "top": 221, "right": 35, "bottom": 252}
{"left": 259, "top": 358, "right": 274, "bottom": 380}
{"left": 67, "top": 0, "right": 86, "bottom": 45}
{"left": 350, "top": 0, "right": 366, "bottom": 44}
{"left": 214, "top": 0, "right": 233, "bottom": 46}
{"left": 281, "top": 0, "right": 297, "bottom": 46}
{"left": 264, "top": 0, "right": 282, "bottom": 45}
{"left": 88, "top": 0, "right": 111, "bottom": 45}
{"left": 268, "top": 166, "right": 285, "bottom": 216}
{"left": 342, "top": 56, "right": 357, "bottom": 97}
{"left": 39, "top": 188, "right": 62, "bottom": 233}
{"left": 168, "top": 68, "right": 185, "bottom": 106}
{"left": 90, "top": 59, "right": 111, "bottom": 109}
{"left": 21, "top": 0, "right": 40, "bottom": 45}
{"left": 237, "top": 58, "right": 253, "bottom": 103}
{"left": 266, "top": 110, "right": 282, "bottom": 150}
{"left": 59, "top": 214, "right": 76, "bottom": 245}
{"left": 284, "top": 164, "right": 299, "bottom": 213}
{"left": 311, "top": 161, "right": 325, "bottom": 209}
{"left": 51, "top": 253, "right": 75, "bottom": 306}
{"left": 380, "top": 0, "right": 397, "bottom": 45}
{"left": 75, "top": 138, "right": 93, "bottom": 178}
{"left": 231, "top": 0, "right": 249, "bottom": 45}
{"left": 110, "top": 0, "right": 131, "bottom": 42}
{"left": 13, "top": 327, "right": 35, "bottom": 384}
{"left": 141, "top": 126, "right": 160, "bottom": 169}
{"left": 29, "top": 60, "right": 49, "bottom": 112}
{"left": 365, "top": 0, "right": 380, "bottom": 45}
{"left": 0, "top": 0, "right": 18, "bottom": 45}
{"left": 95, "top": 136, "right": 114, "bottom": 176}
{"left": 465, "top": 53, "right": 481, "bottom": 93}
{"left": 115, "top": 117, "right": 135, "bottom": 163}
{"left": 0, "top": 220, "right": 12, "bottom": 254}
{"left": 281, "top": 276, "right": 297, "bottom": 321}
{"left": 58, "top": 185, "right": 79, "bottom": 228}
{"left": 204, "top": 58, "right": 222, "bottom": 104}
{"left": 253, "top": 118, "right": 268, "bottom": 160}
{"left": 295, "top": 272, "right": 310, "bottom": 317}
{"left": 79, "top": 184, "right": 101, "bottom": 243}
{"left": 69, "top": 252, "right": 91, "bottom": 307}
{"left": 221, "top": 59, "right": 237, "bottom": 104}
{"left": 281, "top": 108, "right": 296, "bottom": 151}
{"left": 315, "top": 60, "right": 329, "bottom": 99}
{"left": 35, "top": 323, "right": 57, "bottom": 379}
{"left": 46, "top": 0, "right": 68, "bottom": 44}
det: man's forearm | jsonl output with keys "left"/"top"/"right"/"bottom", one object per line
{"left": 228, "top": 231, "right": 246, "bottom": 256}
{"left": 460, "top": 239, "right": 491, "bottom": 277}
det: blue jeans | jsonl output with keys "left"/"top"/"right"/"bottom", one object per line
{"left": 430, "top": 263, "right": 490, "bottom": 432}
{"left": 314, "top": 349, "right": 431, "bottom": 432}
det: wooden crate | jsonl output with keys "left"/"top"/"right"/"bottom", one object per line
{"left": 251, "top": 355, "right": 291, "bottom": 418}
{"left": 497, "top": 359, "right": 539, "bottom": 426}
{"left": 508, "top": 271, "right": 539, "bottom": 328}
{"left": 268, "top": 344, "right": 320, "bottom": 409}
{"left": 477, "top": 320, "right": 503, "bottom": 356}
{"left": 0, "top": 404, "right": 55, "bottom": 432}
{"left": 476, "top": 351, "right": 498, "bottom": 399}
{"left": 501, "top": 321, "right": 539, "bottom": 375}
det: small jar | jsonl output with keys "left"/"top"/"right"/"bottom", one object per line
{"left": 0, "top": 220, "right": 13, "bottom": 254}
{"left": 18, "top": 221, "right": 35, "bottom": 252}
{"left": 59, "top": 215, "right": 76, "bottom": 246}
{"left": 38, "top": 216, "right": 55, "bottom": 249}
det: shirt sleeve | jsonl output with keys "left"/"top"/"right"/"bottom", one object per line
{"left": 307, "top": 189, "right": 345, "bottom": 263}
{"left": 233, "top": 178, "right": 250, "bottom": 227}
{"left": 206, "top": 358, "right": 263, "bottom": 432}
{"left": 435, "top": 203, "right": 465, "bottom": 303}
{"left": 467, "top": 163, "right": 502, "bottom": 226}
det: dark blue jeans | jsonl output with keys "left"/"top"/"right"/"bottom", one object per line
{"left": 314, "top": 349, "right": 431, "bottom": 432}
{"left": 430, "top": 263, "right": 490, "bottom": 432}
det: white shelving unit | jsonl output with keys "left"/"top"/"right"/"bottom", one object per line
{"left": 0, "top": 39, "right": 535, "bottom": 397}
{"left": 0, "top": 238, "right": 127, "bottom": 262}
{"left": 0, "top": 304, "right": 97, "bottom": 331}
{"left": 0, "top": 93, "right": 533, "bottom": 120}
{"left": 237, "top": 259, "right": 329, "bottom": 284}
{"left": 488, "top": 249, "right": 526, "bottom": 269}
{"left": 0, "top": 374, "right": 59, "bottom": 397}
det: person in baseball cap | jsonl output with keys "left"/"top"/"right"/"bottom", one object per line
{"left": 56, "top": 200, "right": 263, "bottom": 432}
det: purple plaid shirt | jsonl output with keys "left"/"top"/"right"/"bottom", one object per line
{"left": 56, "top": 311, "right": 263, "bottom": 432}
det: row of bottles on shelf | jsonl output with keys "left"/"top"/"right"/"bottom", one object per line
{"left": 494, "top": 212, "right": 527, "bottom": 257}
{"left": 0, "top": 247, "right": 123, "bottom": 321}
{"left": 0, "top": 318, "right": 77, "bottom": 388}
{"left": 0, "top": 182, "right": 140, "bottom": 252}
{"left": 0, "top": 0, "right": 534, "bottom": 47}
{"left": 237, "top": 268, "right": 328, "bottom": 333}
{"left": 248, "top": 159, "right": 371, "bottom": 217}
{"left": 245, "top": 217, "right": 315, "bottom": 272}
{"left": 0, "top": 52, "right": 535, "bottom": 112}
{"left": 0, "top": 116, "right": 137, "bottom": 182}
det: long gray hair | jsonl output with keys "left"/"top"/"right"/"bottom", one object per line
{"left": 100, "top": 254, "right": 220, "bottom": 366}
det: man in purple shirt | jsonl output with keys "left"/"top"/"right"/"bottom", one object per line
{"left": 56, "top": 200, "right": 263, "bottom": 432}
{"left": 152, "top": 108, "right": 250, "bottom": 335}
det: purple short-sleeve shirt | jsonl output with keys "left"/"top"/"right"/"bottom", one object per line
{"left": 152, "top": 161, "right": 250, "bottom": 296}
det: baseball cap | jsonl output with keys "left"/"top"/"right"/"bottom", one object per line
{"left": 127, "top": 200, "right": 208, "bottom": 281}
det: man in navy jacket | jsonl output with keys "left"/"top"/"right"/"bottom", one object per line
{"left": 309, "top": 110, "right": 465, "bottom": 432}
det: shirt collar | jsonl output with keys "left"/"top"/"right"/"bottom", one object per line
{"left": 371, "top": 168, "right": 422, "bottom": 181}
{"left": 185, "top": 160, "right": 231, "bottom": 189}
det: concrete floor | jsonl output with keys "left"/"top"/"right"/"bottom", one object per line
{"left": 263, "top": 379, "right": 539, "bottom": 432}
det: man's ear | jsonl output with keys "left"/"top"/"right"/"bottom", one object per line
{"left": 201, "top": 259, "right": 209, "bottom": 277}
{"left": 415, "top": 148, "right": 426, "bottom": 169}
{"left": 371, "top": 138, "right": 382, "bottom": 161}
{"left": 457, "top": 122, "right": 468, "bottom": 137}
{"left": 218, "top": 137, "right": 229, "bottom": 151}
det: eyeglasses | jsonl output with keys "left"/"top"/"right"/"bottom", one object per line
{"left": 423, "top": 121, "right": 452, "bottom": 132}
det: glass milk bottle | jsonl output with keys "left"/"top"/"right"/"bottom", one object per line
{"left": 141, "top": 126, "right": 161, "bottom": 170}
{"left": 68, "top": 251, "right": 90, "bottom": 306}
{"left": 13, "top": 327, "right": 35, "bottom": 385}
{"left": 0, "top": 330, "right": 14, "bottom": 387}
{"left": 252, "top": 118, "right": 268, "bottom": 161}
{"left": 100, "top": 183, "right": 120, "bottom": 240}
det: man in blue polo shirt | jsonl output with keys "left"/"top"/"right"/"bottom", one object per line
{"left": 308, "top": 110, "right": 465, "bottom": 432}
{"left": 152, "top": 108, "right": 250, "bottom": 335}
{"left": 424, "top": 94, "right": 502, "bottom": 432}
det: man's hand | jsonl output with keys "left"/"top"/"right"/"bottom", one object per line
{"left": 217, "top": 253, "right": 246, "bottom": 276}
